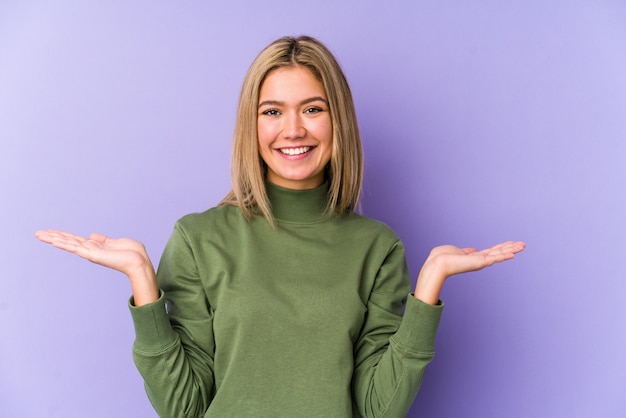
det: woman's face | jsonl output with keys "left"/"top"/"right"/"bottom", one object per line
{"left": 257, "top": 65, "right": 332, "bottom": 190}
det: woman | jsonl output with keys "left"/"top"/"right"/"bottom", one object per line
{"left": 36, "top": 36, "right": 525, "bottom": 417}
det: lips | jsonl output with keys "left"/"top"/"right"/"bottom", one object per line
{"left": 278, "top": 146, "right": 313, "bottom": 156}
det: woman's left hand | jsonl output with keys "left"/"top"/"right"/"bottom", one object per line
{"left": 414, "top": 241, "right": 526, "bottom": 305}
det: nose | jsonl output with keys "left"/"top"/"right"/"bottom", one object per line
{"left": 282, "top": 112, "right": 306, "bottom": 140}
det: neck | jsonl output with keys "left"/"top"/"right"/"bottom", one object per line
{"left": 265, "top": 181, "right": 329, "bottom": 223}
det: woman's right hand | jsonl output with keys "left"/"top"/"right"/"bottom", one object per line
{"left": 35, "top": 230, "right": 159, "bottom": 306}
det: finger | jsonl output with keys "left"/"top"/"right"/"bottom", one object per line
{"left": 44, "top": 233, "right": 97, "bottom": 258}
{"left": 461, "top": 247, "right": 478, "bottom": 255}
{"left": 50, "top": 238, "right": 102, "bottom": 262}
{"left": 50, "top": 234, "right": 87, "bottom": 248}
{"left": 488, "top": 245, "right": 523, "bottom": 264}
{"left": 35, "top": 230, "right": 55, "bottom": 244}
{"left": 503, "top": 241, "right": 525, "bottom": 249}
{"left": 51, "top": 237, "right": 82, "bottom": 253}
{"left": 477, "top": 253, "right": 512, "bottom": 268}
{"left": 39, "top": 230, "right": 89, "bottom": 249}
{"left": 51, "top": 230, "right": 88, "bottom": 243}
{"left": 493, "top": 241, "right": 525, "bottom": 256}
{"left": 89, "top": 233, "right": 108, "bottom": 243}
{"left": 35, "top": 230, "right": 82, "bottom": 245}
{"left": 485, "top": 241, "right": 515, "bottom": 252}
{"left": 480, "top": 241, "right": 524, "bottom": 256}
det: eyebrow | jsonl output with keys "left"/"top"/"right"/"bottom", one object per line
{"left": 258, "top": 96, "right": 328, "bottom": 108}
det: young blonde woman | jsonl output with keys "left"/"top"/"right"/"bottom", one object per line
{"left": 36, "top": 36, "right": 525, "bottom": 417}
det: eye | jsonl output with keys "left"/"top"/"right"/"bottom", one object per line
{"left": 304, "top": 107, "right": 323, "bottom": 114}
{"left": 262, "top": 109, "right": 280, "bottom": 116}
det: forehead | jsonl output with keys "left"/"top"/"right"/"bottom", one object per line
{"left": 259, "top": 66, "right": 326, "bottom": 98}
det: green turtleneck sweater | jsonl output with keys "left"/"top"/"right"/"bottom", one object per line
{"left": 130, "top": 182, "right": 443, "bottom": 418}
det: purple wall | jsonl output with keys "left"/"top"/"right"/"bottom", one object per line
{"left": 2, "top": 1, "right": 625, "bottom": 417}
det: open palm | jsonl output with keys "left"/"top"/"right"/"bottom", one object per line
{"left": 414, "top": 240, "right": 526, "bottom": 305}
{"left": 428, "top": 241, "right": 526, "bottom": 278}
{"left": 35, "top": 230, "right": 153, "bottom": 277}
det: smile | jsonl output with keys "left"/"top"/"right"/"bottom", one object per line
{"left": 279, "top": 146, "right": 312, "bottom": 156}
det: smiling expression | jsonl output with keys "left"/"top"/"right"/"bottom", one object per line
{"left": 257, "top": 65, "right": 332, "bottom": 190}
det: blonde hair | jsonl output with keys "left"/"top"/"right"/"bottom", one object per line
{"left": 220, "top": 36, "right": 363, "bottom": 224}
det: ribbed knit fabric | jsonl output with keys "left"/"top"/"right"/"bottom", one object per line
{"left": 130, "top": 182, "right": 443, "bottom": 418}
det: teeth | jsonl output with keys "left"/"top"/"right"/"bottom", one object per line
{"left": 280, "top": 146, "right": 311, "bottom": 156}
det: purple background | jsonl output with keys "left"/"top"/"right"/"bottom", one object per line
{"left": 2, "top": 1, "right": 625, "bottom": 417}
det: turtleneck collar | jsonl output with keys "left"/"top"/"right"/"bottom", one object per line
{"left": 265, "top": 181, "right": 330, "bottom": 223}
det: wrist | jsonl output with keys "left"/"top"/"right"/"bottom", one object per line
{"left": 414, "top": 259, "right": 446, "bottom": 305}
{"left": 128, "top": 263, "right": 159, "bottom": 306}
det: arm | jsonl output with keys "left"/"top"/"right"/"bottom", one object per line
{"left": 353, "top": 240, "right": 525, "bottom": 417}
{"left": 352, "top": 241, "right": 443, "bottom": 417}
{"left": 35, "top": 228, "right": 216, "bottom": 417}
{"left": 131, "top": 224, "right": 216, "bottom": 418}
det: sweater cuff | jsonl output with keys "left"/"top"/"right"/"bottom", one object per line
{"left": 128, "top": 290, "right": 179, "bottom": 353}
{"left": 392, "top": 294, "right": 444, "bottom": 353}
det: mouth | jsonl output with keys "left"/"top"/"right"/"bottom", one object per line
{"left": 278, "top": 146, "right": 313, "bottom": 156}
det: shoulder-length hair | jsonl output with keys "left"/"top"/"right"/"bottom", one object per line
{"left": 220, "top": 35, "right": 363, "bottom": 224}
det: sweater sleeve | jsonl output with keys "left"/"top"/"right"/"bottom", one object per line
{"left": 130, "top": 223, "right": 216, "bottom": 418}
{"left": 352, "top": 240, "right": 444, "bottom": 418}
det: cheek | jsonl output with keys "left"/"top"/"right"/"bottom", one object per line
{"left": 320, "top": 121, "right": 333, "bottom": 148}
{"left": 309, "top": 117, "right": 332, "bottom": 143}
{"left": 256, "top": 122, "right": 270, "bottom": 147}
{"left": 257, "top": 119, "right": 280, "bottom": 146}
